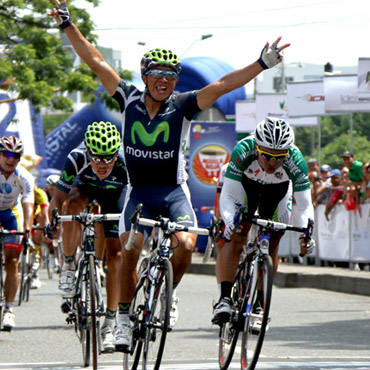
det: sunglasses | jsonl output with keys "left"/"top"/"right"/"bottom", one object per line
{"left": 89, "top": 152, "right": 117, "bottom": 164}
{"left": 145, "top": 69, "right": 178, "bottom": 81}
{"left": 2, "top": 152, "right": 21, "bottom": 160}
{"left": 256, "top": 146, "right": 289, "bottom": 162}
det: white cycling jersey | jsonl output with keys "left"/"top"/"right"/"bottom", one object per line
{"left": 0, "top": 166, "right": 34, "bottom": 210}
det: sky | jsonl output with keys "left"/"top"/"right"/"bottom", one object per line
{"left": 75, "top": 0, "right": 369, "bottom": 77}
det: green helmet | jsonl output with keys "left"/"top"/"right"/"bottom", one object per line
{"left": 140, "top": 48, "right": 181, "bottom": 75}
{"left": 84, "top": 121, "right": 121, "bottom": 155}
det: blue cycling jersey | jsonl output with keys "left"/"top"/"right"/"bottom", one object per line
{"left": 113, "top": 80, "right": 201, "bottom": 187}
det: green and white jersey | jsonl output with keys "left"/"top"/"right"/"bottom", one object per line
{"left": 225, "top": 136, "right": 310, "bottom": 192}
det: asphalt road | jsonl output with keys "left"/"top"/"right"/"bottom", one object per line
{"left": 1, "top": 265, "right": 370, "bottom": 370}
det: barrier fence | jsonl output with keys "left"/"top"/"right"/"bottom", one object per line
{"left": 279, "top": 203, "right": 370, "bottom": 263}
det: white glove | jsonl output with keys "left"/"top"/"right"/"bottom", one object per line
{"left": 257, "top": 41, "right": 282, "bottom": 70}
{"left": 306, "top": 238, "right": 316, "bottom": 254}
{"left": 56, "top": 2, "right": 73, "bottom": 29}
{"left": 223, "top": 220, "right": 235, "bottom": 240}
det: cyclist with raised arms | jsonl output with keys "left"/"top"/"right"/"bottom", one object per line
{"left": 48, "top": 0, "right": 290, "bottom": 351}
{"left": 48, "top": 121, "right": 127, "bottom": 352}
{"left": 212, "top": 117, "right": 315, "bottom": 325}
{"left": 0, "top": 136, "right": 34, "bottom": 331}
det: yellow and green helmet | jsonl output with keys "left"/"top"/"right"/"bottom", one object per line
{"left": 84, "top": 121, "right": 121, "bottom": 155}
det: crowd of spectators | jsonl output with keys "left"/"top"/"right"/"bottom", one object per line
{"left": 307, "top": 151, "right": 369, "bottom": 270}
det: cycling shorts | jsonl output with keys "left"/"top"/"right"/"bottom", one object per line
{"left": 73, "top": 184, "right": 127, "bottom": 239}
{"left": 119, "top": 184, "right": 197, "bottom": 239}
{"left": 0, "top": 206, "right": 22, "bottom": 251}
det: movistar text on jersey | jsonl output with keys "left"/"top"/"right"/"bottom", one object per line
{"left": 126, "top": 146, "right": 175, "bottom": 159}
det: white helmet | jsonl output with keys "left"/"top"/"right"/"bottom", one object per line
{"left": 254, "top": 117, "right": 294, "bottom": 150}
{"left": 46, "top": 174, "right": 60, "bottom": 187}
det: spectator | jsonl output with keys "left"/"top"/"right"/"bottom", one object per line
{"left": 361, "top": 162, "right": 370, "bottom": 200}
{"left": 308, "top": 170, "right": 320, "bottom": 207}
{"left": 307, "top": 158, "right": 319, "bottom": 174}
{"left": 342, "top": 151, "right": 366, "bottom": 215}
{"left": 315, "top": 164, "right": 332, "bottom": 206}
{"left": 324, "top": 169, "right": 345, "bottom": 220}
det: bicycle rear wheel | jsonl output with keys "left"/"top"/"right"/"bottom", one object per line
{"left": 142, "top": 258, "right": 173, "bottom": 370}
{"left": 240, "top": 254, "right": 273, "bottom": 370}
{"left": 88, "top": 254, "right": 99, "bottom": 370}
{"left": 127, "top": 257, "right": 149, "bottom": 369}
{"left": 218, "top": 262, "right": 246, "bottom": 370}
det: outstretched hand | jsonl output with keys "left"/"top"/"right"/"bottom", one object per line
{"left": 48, "top": 0, "right": 72, "bottom": 30}
{"left": 257, "top": 37, "right": 291, "bottom": 70}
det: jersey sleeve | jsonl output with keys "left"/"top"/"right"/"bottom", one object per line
{"left": 19, "top": 167, "right": 35, "bottom": 204}
{"left": 225, "top": 138, "right": 255, "bottom": 182}
{"left": 284, "top": 146, "right": 311, "bottom": 192}
{"left": 57, "top": 150, "right": 85, "bottom": 193}
{"left": 34, "top": 187, "right": 49, "bottom": 207}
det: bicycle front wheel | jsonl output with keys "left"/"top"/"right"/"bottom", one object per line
{"left": 129, "top": 257, "right": 149, "bottom": 369}
{"left": 18, "top": 252, "right": 27, "bottom": 306}
{"left": 240, "top": 254, "right": 273, "bottom": 370}
{"left": 88, "top": 254, "right": 99, "bottom": 370}
{"left": 142, "top": 258, "right": 173, "bottom": 370}
{"left": 218, "top": 262, "right": 246, "bottom": 370}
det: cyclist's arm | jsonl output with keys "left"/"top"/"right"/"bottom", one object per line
{"left": 197, "top": 62, "right": 263, "bottom": 110}
{"left": 293, "top": 188, "right": 314, "bottom": 228}
{"left": 22, "top": 202, "right": 34, "bottom": 232}
{"left": 219, "top": 177, "right": 245, "bottom": 226}
{"left": 49, "top": 188, "right": 69, "bottom": 219}
{"left": 49, "top": 0, "right": 120, "bottom": 96}
{"left": 63, "top": 25, "right": 120, "bottom": 96}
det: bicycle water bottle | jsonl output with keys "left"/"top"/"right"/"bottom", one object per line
{"left": 259, "top": 234, "right": 270, "bottom": 254}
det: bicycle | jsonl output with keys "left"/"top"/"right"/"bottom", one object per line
{"left": 51, "top": 208, "right": 120, "bottom": 370}
{"left": 217, "top": 205, "right": 313, "bottom": 370}
{"left": 17, "top": 229, "right": 33, "bottom": 306}
{"left": 123, "top": 203, "right": 213, "bottom": 370}
{"left": 0, "top": 228, "right": 31, "bottom": 319}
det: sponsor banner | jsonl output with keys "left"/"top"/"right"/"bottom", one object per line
{"left": 235, "top": 100, "right": 257, "bottom": 133}
{"left": 256, "top": 94, "right": 318, "bottom": 126}
{"left": 358, "top": 58, "right": 370, "bottom": 99}
{"left": 350, "top": 203, "right": 370, "bottom": 261}
{"left": 324, "top": 74, "right": 370, "bottom": 112}
{"left": 316, "top": 204, "right": 350, "bottom": 261}
{"left": 286, "top": 80, "right": 326, "bottom": 117}
{"left": 188, "top": 121, "right": 236, "bottom": 209}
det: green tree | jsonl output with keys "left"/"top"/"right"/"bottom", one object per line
{"left": 295, "top": 113, "right": 370, "bottom": 167}
{"left": 0, "top": 0, "right": 132, "bottom": 112}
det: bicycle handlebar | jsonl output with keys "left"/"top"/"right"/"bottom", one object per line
{"left": 126, "top": 203, "right": 210, "bottom": 251}
{"left": 233, "top": 205, "right": 314, "bottom": 256}
{"left": 51, "top": 208, "right": 121, "bottom": 224}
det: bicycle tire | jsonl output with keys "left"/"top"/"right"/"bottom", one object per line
{"left": 0, "top": 254, "right": 4, "bottom": 330}
{"left": 78, "top": 262, "right": 91, "bottom": 368}
{"left": 88, "top": 254, "right": 99, "bottom": 370}
{"left": 218, "top": 261, "right": 246, "bottom": 370}
{"left": 18, "top": 252, "right": 26, "bottom": 306}
{"left": 129, "top": 257, "right": 149, "bottom": 369}
{"left": 142, "top": 258, "right": 173, "bottom": 370}
{"left": 240, "top": 254, "right": 273, "bottom": 370}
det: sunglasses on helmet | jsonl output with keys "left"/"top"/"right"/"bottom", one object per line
{"left": 256, "top": 146, "right": 289, "bottom": 162}
{"left": 89, "top": 152, "right": 117, "bottom": 164}
{"left": 2, "top": 151, "right": 21, "bottom": 160}
{"left": 145, "top": 69, "right": 178, "bottom": 81}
